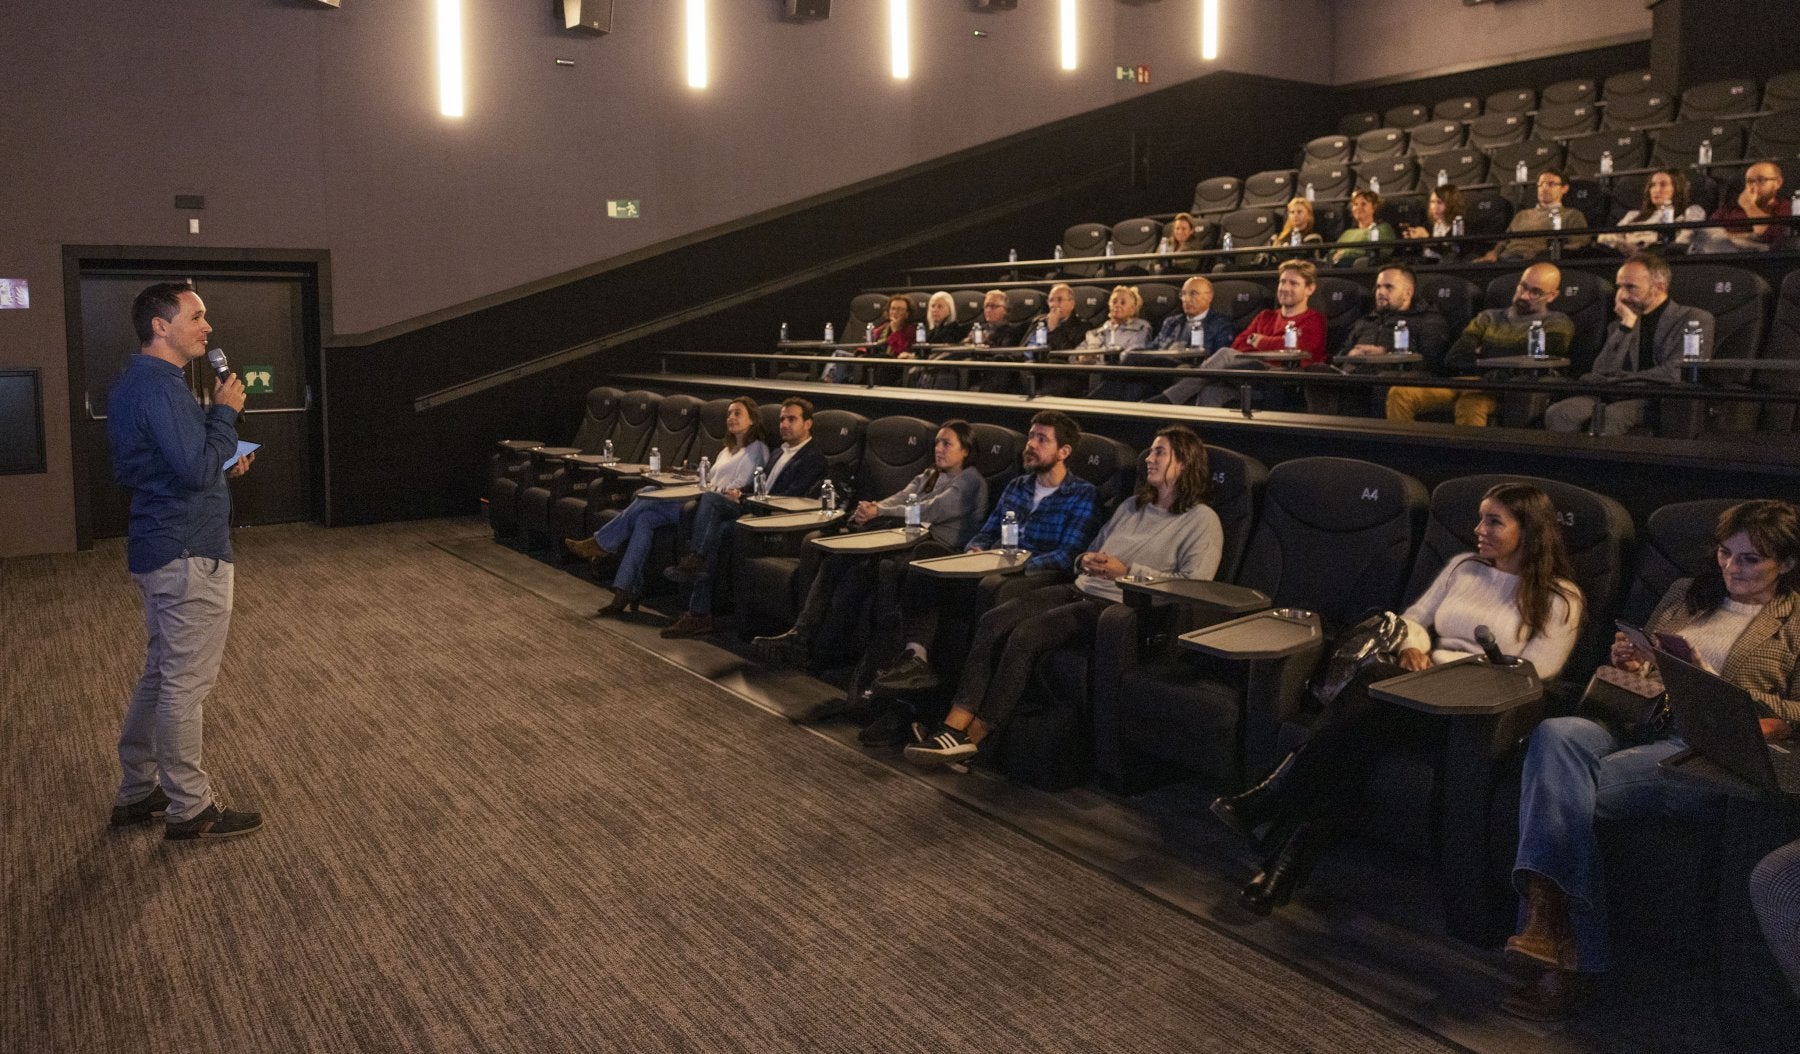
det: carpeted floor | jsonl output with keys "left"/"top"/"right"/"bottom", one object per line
{"left": 2, "top": 520, "right": 1464, "bottom": 1054}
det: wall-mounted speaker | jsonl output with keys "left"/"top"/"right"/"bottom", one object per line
{"left": 783, "top": 0, "right": 831, "bottom": 20}
{"left": 556, "top": 0, "right": 612, "bottom": 35}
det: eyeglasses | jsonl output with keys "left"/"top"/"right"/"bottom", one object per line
{"left": 1516, "top": 284, "right": 1557, "bottom": 300}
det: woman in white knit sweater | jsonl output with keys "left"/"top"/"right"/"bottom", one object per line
{"left": 1212, "top": 482, "right": 1584, "bottom": 916}
{"left": 904, "top": 426, "right": 1223, "bottom": 767}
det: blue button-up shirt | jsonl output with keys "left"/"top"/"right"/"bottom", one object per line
{"left": 108, "top": 354, "right": 239, "bottom": 573}
{"left": 968, "top": 472, "right": 1102, "bottom": 573}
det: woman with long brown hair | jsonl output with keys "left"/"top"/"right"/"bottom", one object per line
{"left": 1212, "top": 482, "right": 1585, "bottom": 914}
{"left": 904, "top": 426, "right": 1224, "bottom": 766}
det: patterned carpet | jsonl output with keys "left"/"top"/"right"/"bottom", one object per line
{"left": 0, "top": 519, "right": 1468, "bottom": 1053}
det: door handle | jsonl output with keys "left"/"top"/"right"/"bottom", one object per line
{"left": 85, "top": 393, "right": 107, "bottom": 421}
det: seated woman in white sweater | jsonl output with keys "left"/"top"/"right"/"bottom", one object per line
{"left": 904, "top": 426, "right": 1223, "bottom": 766}
{"left": 1597, "top": 168, "right": 1707, "bottom": 253}
{"left": 1210, "top": 482, "right": 1584, "bottom": 916}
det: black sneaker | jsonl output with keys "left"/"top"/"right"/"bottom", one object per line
{"left": 109, "top": 786, "right": 171, "bottom": 828}
{"left": 753, "top": 628, "right": 813, "bottom": 669}
{"left": 165, "top": 801, "right": 264, "bottom": 841}
{"left": 904, "top": 726, "right": 977, "bottom": 767}
{"left": 858, "top": 703, "right": 915, "bottom": 748}
{"left": 872, "top": 653, "right": 940, "bottom": 694}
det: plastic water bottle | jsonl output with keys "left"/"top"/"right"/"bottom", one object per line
{"left": 647, "top": 446, "right": 662, "bottom": 472}
{"left": 1368, "top": 224, "right": 1380, "bottom": 242}
{"left": 1394, "top": 319, "right": 1410, "bottom": 352}
{"left": 602, "top": 439, "right": 614, "bottom": 460}
{"left": 1516, "top": 160, "right": 1529, "bottom": 184}
{"left": 1290, "top": 229, "right": 1302, "bottom": 247}
{"left": 1791, "top": 189, "right": 1799, "bottom": 217}
{"left": 1104, "top": 239, "right": 1115, "bottom": 257}
{"left": 1008, "top": 248, "right": 1018, "bottom": 263}
{"left": 823, "top": 321, "right": 834, "bottom": 343}
{"left": 751, "top": 466, "right": 767, "bottom": 497}
{"left": 865, "top": 321, "right": 875, "bottom": 342}
{"left": 915, "top": 321, "right": 927, "bottom": 344}
{"left": 1437, "top": 169, "right": 1449, "bottom": 187}
{"left": 904, "top": 490, "right": 921, "bottom": 529}
{"left": 1452, "top": 215, "right": 1465, "bottom": 238}
{"left": 1697, "top": 139, "right": 1712, "bottom": 166}
{"left": 779, "top": 321, "right": 789, "bottom": 342}
{"left": 1221, "top": 231, "right": 1233, "bottom": 252}
{"left": 697, "top": 456, "right": 711, "bottom": 489}
{"left": 1528, "top": 320, "right": 1547, "bottom": 360}
{"left": 1157, "top": 236, "right": 1171, "bottom": 254}
{"left": 1283, "top": 321, "right": 1298, "bottom": 349}
{"left": 1054, "top": 245, "right": 1064, "bottom": 260}
{"left": 1682, "top": 319, "right": 1703, "bottom": 362}
{"left": 820, "top": 480, "right": 837, "bottom": 514}
{"left": 1189, "top": 318, "right": 1204, "bottom": 347}
{"left": 1660, "top": 204, "right": 1675, "bottom": 225}
{"left": 1031, "top": 319, "right": 1048, "bottom": 346}
{"left": 1599, "top": 150, "right": 1613, "bottom": 175}
{"left": 1304, "top": 182, "right": 1315, "bottom": 202}
{"left": 1000, "top": 509, "right": 1020, "bottom": 550}
{"left": 1369, "top": 176, "right": 1381, "bottom": 195}
{"left": 1550, "top": 206, "right": 1563, "bottom": 231}
{"left": 970, "top": 320, "right": 986, "bottom": 346}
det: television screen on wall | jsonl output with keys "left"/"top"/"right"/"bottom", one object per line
{"left": 0, "top": 369, "right": 47, "bottom": 475}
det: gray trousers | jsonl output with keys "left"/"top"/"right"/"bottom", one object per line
{"left": 116, "top": 556, "right": 234, "bottom": 822}
{"left": 1544, "top": 395, "right": 1650, "bottom": 435}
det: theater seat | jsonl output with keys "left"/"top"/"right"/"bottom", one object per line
{"left": 1217, "top": 208, "right": 1278, "bottom": 255}
{"left": 1355, "top": 158, "right": 1419, "bottom": 196}
{"left": 1415, "top": 149, "right": 1488, "bottom": 190}
{"left": 1747, "top": 107, "right": 1800, "bottom": 161}
{"left": 1406, "top": 119, "right": 1465, "bottom": 156}
{"left": 1462, "top": 189, "right": 1515, "bottom": 242}
{"left": 1069, "top": 285, "right": 1109, "bottom": 326}
{"left": 1091, "top": 457, "right": 1426, "bottom": 791}
{"left": 1191, "top": 176, "right": 1243, "bottom": 216}
{"left": 1004, "top": 288, "right": 1043, "bottom": 327}
{"left": 1135, "top": 283, "right": 1181, "bottom": 328}
{"left": 1679, "top": 78, "right": 1759, "bottom": 122}
{"left": 1603, "top": 91, "right": 1675, "bottom": 130}
{"left": 1666, "top": 265, "right": 1772, "bottom": 435}
{"left": 1242, "top": 169, "right": 1297, "bottom": 210}
{"left": 1763, "top": 70, "right": 1800, "bottom": 113}
{"left": 1466, "top": 112, "right": 1530, "bottom": 151}
{"left": 1354, "top": 127, "right": 1408, "bottom": 162}
{"left": 1484, "top": 270, "right": 1614, "bottom": 378}
{"left": 949, "top": 289, "right": 988, "bottom": 324}
{"left": 1759, "top": 270, "right": 1800, "bottom": 432}
{"left": 1414, "top": 274, "right": 1483, "bottom": 340}
{"left": 1057, "top": 223, "right": 1110, "bottom": 278}
{"left": 1541, "top": 78, "right": 1595, "bottom": 107}
{"left": 1620, "top": 499, "right": 1746, "bottom": 623}
{"left": 1485, "top": 87, "right": 1538, "bottom": 114}
{"left": 1485, "top": 140, "right": 1564, "bottom": 186}
{"left": 1109, "top": 217, "right": 1163, "bottom": 271}
{"left": 1432, "top": 96, "right": 1481, "bottom": 123}
{"left": 1338, "top": 111, "right": 1381, "bottom": 138}
{"left": 1602, "top": 69, "right": 1660, "bottom": 103}
{"left": 1564, "top": 129, "right": 1648, "bottom": 178}
{"left": 1312, "top": 277, "right": 1368, "bottom": 353}
{"left": 1384, "top": 104, "right": 1429, "bottom": 131}
{"left": 487, "top": 386, "right": 620, "bottom": 542}
{"left": 1302, "top": 134, "right": 1353, "bottom": 168}
{"left": 1296, "top": 163, "right": 1353, "bottom": 203}
{"left": 1208, "top": 279, "right": 1272, "bottom": 331}
{"left": 1533, "top": 100, "right": 1601, "bottom": 140}
{"left": 1650, "top": 118, "right": 1750, "bottom": 167}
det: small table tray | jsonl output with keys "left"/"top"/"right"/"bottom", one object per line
{"left": 642, "top": 472, "right": 699, "bottom": 487}
{"left": 911, "top": 549, "right": 1031, "bottom": 578}
{"left": 747, "top": 495, "right": 822, "bottom": 513}
{"left": 498, "top": 438, "right": 545, "bottom": 452}
{"left": 600, "top": 462, "right": 649, "bottom": 477}
{"left": 1333, "top": 352, "right": 1423, "bottom": 367}
{"left": 1368, "top": 655, "right": 1542, "bottom": 716}
{"left": 811, "top": 527, "right": 926, "bottom": 554}
{"left": 533, "top": 446, "right": 582, "bottom": 459}
{"left": 1178, "top": 608, "right": 1321, "bottom": 660}
{"left": 1119, "top": 577, "right": 1271, "bottom": 614}
{"left": 738, "top": 509, "right": 846, "bottom": 533}
{"left": 640, "top": 484, "right": 707, "bottom": 501}
{"left": 1480, "top": 355, "right": 1570, "bottom": 371}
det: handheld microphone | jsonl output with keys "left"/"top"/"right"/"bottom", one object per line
{"left": 205, "top": 347, "right": 231, "bottom": 384}
{"left": 1474, "top": 625, "right": 1507, "bottom": 665}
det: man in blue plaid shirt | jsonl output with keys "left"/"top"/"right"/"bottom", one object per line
{"left": 873, "top": 410, "right": 1101, "bottom": 694}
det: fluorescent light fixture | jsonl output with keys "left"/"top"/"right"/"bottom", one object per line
{"left": 437, "top": 0, "right": 463, "bottom": 117}
{"left": 890, "top": 0, "right": 910, "bottom": 80}
{"left": 1059, "top": 0, "right": 1077, "bottom": 71}
{"left": 1201, "top": 0, "right": 1219, "bottom": 61}
{"left": 686, "top": 0, "right": 708, "bottom": 88}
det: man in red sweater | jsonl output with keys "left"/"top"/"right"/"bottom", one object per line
{"left": 1190, "top": 259, "right": 1326, "bottom": 407}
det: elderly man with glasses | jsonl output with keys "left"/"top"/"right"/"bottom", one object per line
{"left": 1386, "top": 263, "right": 1575, "bottom": 427}
{"left": 1478, "top": 169, "right": 1590, "bottom": 263}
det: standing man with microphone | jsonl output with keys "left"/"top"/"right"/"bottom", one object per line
{"left": 106, "top": 281, "right": 263, "bottom": 840}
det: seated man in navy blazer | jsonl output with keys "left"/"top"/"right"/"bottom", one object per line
{"left": 1544, "top": 253, "right": 1715, "bottom": 436}
{"left": 1126, "top": 277, "right": 1242, "bottom": 404}
{"left": 661, "top": 397, "right": 828, "bottom": 638}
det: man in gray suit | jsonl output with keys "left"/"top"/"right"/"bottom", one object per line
{"left": 1544, "top": 253, "right": 1714, "bottom": 435}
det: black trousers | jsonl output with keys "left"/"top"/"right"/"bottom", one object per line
{"left": 1269, "top": 662, "right": 1437, "bottom": 822}
{"left": 948, "top": 585, "right": 1108, "bottom": 734}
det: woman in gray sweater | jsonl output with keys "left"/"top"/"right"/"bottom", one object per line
{"left": 905, "top": 425, "right": 1223, "bottom": 766}
{"left": 753, "top": 420, "right": 987, "bottom": 673}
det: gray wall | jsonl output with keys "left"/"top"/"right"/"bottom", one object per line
{"left": 1329, "top": 0, "right": 1652, "bottom": 86}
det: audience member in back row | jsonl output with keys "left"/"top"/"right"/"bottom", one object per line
{"left": 1257, "top": 198, "right": 1325, "bottom": 268}
{"left": 754, "top": 419, "right": 988, "bottom": 693}
{"left": 1186, "top": 259, "right": 1327, "bottom": 408}
{"left": 1094, "top": 276, "right": 1237, "bottom": 403}
{"left": 1504, "top": 500, "right": 1800, "bottom": 1021}
{"left": 904, "top": 426, "right": 1223, "bottom": 768}
{"left": 1692, "top": 161, "right": 1793, "bottom": 254}
{"left": 1400, "top": 185, "right": 1466, "bottom": 263}
{"left": 907, "top": 291, "right": 972, "bottom": 390}
{"left": 1212, "top": 482, "right": 1583, "bottom": 917}
{"left": 870, "top": 410, "right": 1102, "bottom": 699}
{"left": 658, "top": 398, "right": 828, "bottom": 639}
{"left": 1022, "top": 284, "right": 1095, "bottom": 397}
{"left": 567, "top": 395, "right": 771, "bottom": 616}
{"left": 1597, "top": 169, "right": 1706, "bottom": 254}
{"left": 1156, "top": 211, "right": 1208, "bottom": 276}
{"left": 1329, "top": 190, "right": 1395, "bottom": 268}
{"left": 967, "top": 288, "right": 1030, "bottom": 395}
{"left": 823, "top": 294, "right": 915, "bottom": 384}
{"left": 1386, "top": 262, "right": 1573, "bottom": 427}
{"left": 1478, "top": 169, "right": 1589, "bottom": 263}
{"left": 1544, "top": 253, "right": 1715, "bottom": 435}
{"left": 1067, "top": 285, "right": 1154, "bottom": 398}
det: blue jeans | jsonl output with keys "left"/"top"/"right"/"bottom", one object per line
{"left": 685, "top": 491, "right": 748, "bottom": 615}
{"left": 595, "top": 496, "right": 681, "bottom": 594}
{"left": 1512, "top": 716, "right": 1725, "bottom": 972}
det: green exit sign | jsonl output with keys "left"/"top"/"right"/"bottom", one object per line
{"left": 607, "top": 199, "right": 641, "bottom": 219}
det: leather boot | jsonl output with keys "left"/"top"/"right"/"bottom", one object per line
{"left": 1505, "top": 873, "right": 1578, "bottom": 971}
{"left": 1211, "top": 748, "right": 1302, "bottom": 847}
{"left": 564, "top": 536, "right": 608, "bottom": 563}
{"left": 1238, "top": 821, "right": 1325, "bottom": 917}
{"left": 594, "top": 589, "right": 639, "bottom": 618}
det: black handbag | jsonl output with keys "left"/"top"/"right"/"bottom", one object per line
{"left": 1310, "top": 611, "right": 1409, "bottom": 710}
{"left": 1576, "top": 665, "right": 1671, "bottom": 743}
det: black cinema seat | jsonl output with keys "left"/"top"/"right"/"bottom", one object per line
{"left": 487, "top": 386, "right": 621, "bottom": 542}
{"left": 1484, "top": 270, "right": 1615, "bottom": 379}
{"left": 1136, "top": 283, "right": 1181, "bottom": 326}
{"left": 1383, "top": 104, "right": 1429, "bottom": 131}
{"left": 1564, "top": 129, "right": 1648, "bottom": 178}
{"left": 1090, "top": 456, "right": 1426, "bottom": 790}
{"left": 1406, "top": 120, "right": 1465, "bottom": 156}
{"left": 1354, "top": 127, "right": 1408, "bottom": 162}
{"left": 1296, "top": 163, "right": 1353, "bottom": 203}
{"left": 1242, "top": 169, "right": 1298, "bottom": 209}
{"left": 1541, "top": 78, "right": 1595, "bottom": 107}
{"left": 1666, "top": 265, "right": 1772, "bottom": 435}
{"left": 1217, "top": 208, "right": 1278, "bottom": 253}
{"left": 1058, "top": 223, "right": 1110, "bottom": 278}
{"left": 843, "top": 293, "right": 890, "bottom": 341}
{"left": 1355, "top": 158, "right": 1419, "bottom": 196}
{"left": 1603, "top": 90, "right": 1675, "bottom": 131}
{"left": 1462, "top": 189, "right": 1515, "bottom": 242}
{"left": 1338, "top": 111, "right": 1381, "bottom": 137}
{"left": 1110, "top": 217, "right": 1163, "bottom": 270}
{"left": 1602, "top": 69, "right": 1660, "bottom": 103}
{"left": 1760, "top": 271, "right": 1800, "bottom": 432}
{"left": 1209, "top": 280, "right": 1272, "bottom": 330}
{"left": 1414, "top": 274, "right": 1483, "bottom": 339}
{"left": 1533, "top": 100, "right": 1601, "bottom": 140}
{"left": 1562, "top": 178, "right": 1615, "bottom": 227}
{"left": 1466, "top": 112, "right": 1531, "bottom": 151}
{"left": 1485, "top": 87, "right": 1537, "bottom": 114}
{"left": 1679, "top": 78, "right": 1759, "bottom": 122}
{"left": 1764, "top": 70, "right": 1800, "bottom": 113}
{"left": 1747, "top": 107, "right": 1800, "bottom": 160}
{"left": 1433, "top": 96, "right": 1481, "bottom": 122}
{"left": 949, "top": 289, "right": 988, "bottom": 323}
{"left": 1069, "top": 285, "right": 1108, "bottom": 326}
{"left": 1191, "top": 176, "right": 1243, "bottom": 216}
{"left": 1312, "top": 277, "right": 1368, "bottom": 353}
{"left": 526, "top": 388, "right": 656, "bottom": 544}
{"left": 1486, "top": 140, "right": 1564, "bottom": 186}
{"left": 1416, "top": 149, "right": 1489, "bottom": 190}
{"left": 574, "top": 394, "right": 702, "bottom": 538}
{"left": 1004, "top": 288, "right": 1043, "bottom": 326}
{"left": 1619, "top": 499, "right": 1748, "bottom": 623}
{"left": 1650, "top": 118, "right": 1751, "bottom": 167}
{"left": 1302, "top": 134, "right": 1354, "bottom": 168}
{"left": 994, "top": 444, "right": 1268, "bottom": 792}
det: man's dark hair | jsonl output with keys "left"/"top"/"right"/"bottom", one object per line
{"left": 1540, "top": 168, "right": 1567, "bottom": 185}
{"left": 131, "top": 281, "right": 196, "bottom": 346}
{"left": 1030, "top": 409, "right": 1080, "bottom": 452}
{"left": 780, "top": 396, "right": 814, "bottom": 420}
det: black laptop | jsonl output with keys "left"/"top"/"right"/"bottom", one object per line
{"left": 1655, "top": 646, "right": 1800, "bottom": 796}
